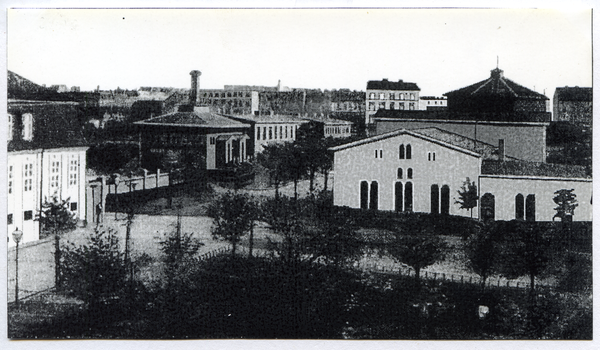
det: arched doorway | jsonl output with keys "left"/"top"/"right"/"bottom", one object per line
{"left": 395, "top": 182, "right": 403, "bottom": 212}
{"left": 404, "top": 182, "right": 413, "bottom": 212}
{"left": 430, "top": 184, "right": 439, "bottom": 214}
{"left": 481, "top": 193, "right": 495, "bottom": 221}
{"left": 441, "top": 185, "right": 450, "bottom": 214}
{"left": 369, "top": 181, "right": 379, "bottom": 210}
{"left": 360, "top": 181, "right": 369, "bottom": 209}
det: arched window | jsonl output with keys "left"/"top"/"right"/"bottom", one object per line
{"left": 400, "top": 93, "right": 404, "bottom": 100}
{"left": 481, "top": 193, "right": 495, "bottom": 221}
{"left": 397, "top": 168, "right": 403, "bottom": 179}
{"left": 399, "top": 144, "right": 405, "bottom": 159}
{"left": 406, "top": 144, "right": 412, "bottom": 159}
{"left": 526, "top": 194, "right": 536, "bottom": 222}
{"left": 431, "top": 184, "right": 440, "bottom": 214}
{"left": 360, "top": 181, "right": 369, "bottom": 209}
{"left": 515, "top": 194, "right": 524, "bottom": 220}
{"left": 404, "top": 182, "right": 413, "bottom": 212}
{"left": 441, "top": 185, "right": 450, "bottom": 215}
{"left": 369, "top": 181, "right": 379, "bottom": 210}
{"left": 395, "top": 182, "right": 403, "bottom": 212}
{"left": 407, "top": 168, "right": 413, "bottom": 179}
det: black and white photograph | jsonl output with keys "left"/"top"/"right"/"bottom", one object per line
{"left": 3, "top": 3, "right": 595, "bottom": 347}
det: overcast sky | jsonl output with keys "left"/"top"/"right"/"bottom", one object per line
{"left": 7, "top": 8, "right": 592, "bottom": 98}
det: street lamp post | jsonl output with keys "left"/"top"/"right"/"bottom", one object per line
{"left": 12, "top": 227, "right": 23, "bottom": 308}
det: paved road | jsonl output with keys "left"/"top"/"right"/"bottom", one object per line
{"left": 7, "top": 213, "right": 276, "bottom": 303}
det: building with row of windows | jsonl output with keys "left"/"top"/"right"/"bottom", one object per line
{"left": 7, "top": 100, "right": 88, "bottom": 246}
{"left": 365, "top": 79, "right": 421, "bottom": 125}
{"left": 330, "top": 127, "right": 591, "bottom": 221}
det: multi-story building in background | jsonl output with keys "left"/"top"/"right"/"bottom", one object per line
{"left": 365, "top": 79, "right": 421, "bottom": 125}
{"left": 553, "top": 86, "right": 592, "bottom": 126}
{"left": 419, "top": 96, "right": 447, "bottom": 111}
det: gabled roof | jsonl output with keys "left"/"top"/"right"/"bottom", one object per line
{"left": 329, "top": 128, "right": 481, "bottom": 158}
{"left": 135, "top": 107, "right": 250, "bottom": 129}
{"left": 367, "top": 79, "right": 420, "bottom": 91}
{"left": 444, "top": 68, "right": 548, "bottom": 100}
{"left": 554, "top": 87, "right": 592, "bottom": 102}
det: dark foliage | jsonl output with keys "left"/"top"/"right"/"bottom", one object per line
{"left": 87, "top": 142, "right": 140, "bottom": 175}
{"left": 207, "top": 192, "right": 256, "bottom": 256}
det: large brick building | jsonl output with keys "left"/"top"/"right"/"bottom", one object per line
{"left": 553, "top": 86, "right": 592, "bottom": 126}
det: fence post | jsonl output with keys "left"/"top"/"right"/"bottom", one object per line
{"left": 497, "top": 279, "right": 500, "bottom": 287}
{"left": 143, "top": 169, "right": 148, "bottom": 190}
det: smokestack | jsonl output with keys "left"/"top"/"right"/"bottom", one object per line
{"left": 189, "top": 70, "right": 201, "bottom": 105}
{"left": 498, "top": 139, "right": 505, "bottom": 161}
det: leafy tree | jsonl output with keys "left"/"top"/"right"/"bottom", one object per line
{"left": 553, "top": 189, "right": 578, "bottom": 222}
{"left": 282, "top": 142, "right": 308, "bottom": 200}
{"left": 159, "top": 213, "right": 203, "bottom": 275}
{"left": 384, "top": 222, "right": 447, "bottom": 284}
{"left": 495, "top": 221, "right": 554, "bottom": 296}
{"left": 60, "top": 227, "right": 127, "bottom": 308}
{"left": 465, "top": 223, "right": 496, "bottom": 291}
{"left": 37, "top": 196, "right": 78, "bottom": 288}
{"left": 455, "top": 177, "right": 479, "bottom": 218}
{"left": 308, "top": 213, "right": 364, "bottom": 267}
{"left": 257, "top": 143, "right": 288, "bottom": 197}
{"left": 207, "top": 192, "right": 256, "bottom": 256}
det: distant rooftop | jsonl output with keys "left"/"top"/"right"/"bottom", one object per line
{"left": 135, "top": 106, "right": 249, "bottom": 129}
{"left": 412, "top": 127, "right": 511, "bottom": 160}
{"left": 367, "top": 79, "right": 420, "bottom": 91}
{"left": 554, "top": 86, "right": 592, "bottom": 102}
{"left": 232, "top": 113, "right": 309, "bottom": 124}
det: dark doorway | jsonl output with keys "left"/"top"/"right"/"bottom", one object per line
{"left": 395, "top": 182, "right": 403, "bottom": 212}
{"left": 360, "top": 181, "right": 369, "bottom": 209}
{"left": 441, "top": 185, "right": 450, "bottom": 214}
{"left": 369, "top": 181, "right": 379, "bottom": 210}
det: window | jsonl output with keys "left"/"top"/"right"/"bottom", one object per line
{"left": 69, "top": 157, "right": 78, "bottom": 187}
{"left": 291, "top": 126, "right": 294, "bottom": 139}
{"left": 8, "top": 114, "right": 13, "bottom": 141}
{"left": 369, "top": 92, "right": 375, "bottom": 99}
{"left": 375, "top": 150, "right": 378, "bottom": 158}
{"left": 22, "top": 113, "right": 33, "bottom": 141}
{"left": 360, "top": 181, "right": 369, "bottom": 209}
{"left": 410, "top": 93, "right": 415, "bottom": 100}
{"left": 409, "top": 103, "right": 415, "bottom": 110}
{"left": 8, "top": 213, "right": 13, "bottom": 225}
{"left": 51, "top": 160, "right": 60, "bottom": 189}
{"left": 227, "top": 143, "right": 231, "bottom": 162}
{"left": 285, "top": 126, "right": 288, "bottom": 138}
{"left": 526, "top": 194, "right": 536, "bottom": 222}
{"left": 389, "top": 93, "right": 395, "bottom": 100}
{"left": 380, "top": 150, "right": 383, "bottom": 158}
{"left": 263, "top": 127, "right": 267, "bottom": 140}
{"left": 406, "top": 144, "right": 412, "bottom": 159}
{"left": 256, "top": 127, "right": 261, "bottom": 140}
{"left": 210, "top": 137, "right": 216, "bottom": 145}
{"left": 71, "top": 202, "right": 78, "bottom": 211}
{"left": 400, "top": 93, "right": 405, "bottom": 100}
{"left": 379, "top": 102, "right": 385, "bottom": 110}
{"left": 515, "top": 194, "right": 524, "bottom": 220}
{"left": 24, "top": 163, "right": 33, "bottom": 192}
{"left": 441, "top": 185, "right": 450, "bottom": 215}
{"left": 368, "top": 102, "right": 375, "bottom": 111}
{"left": 24, "top": 210, "right": 33, "bottom": 221}
{"left": 280, "top": 126, "right": 283, "bottom": 138}
{"left": 8, "top": 165, "right": 12, "bottom": 194}
{"left": 397, "top": 168, "right": 403, "bottom": 179}
{"left": 428, "top": 152, "right": 435, "bottom": 161}
{"left": 399, "top": 145, "right": 405, "bottom": 159}
{"left": 399, "top": 103, "right": 405, "bottom": 110}
{"left": 433, "top": 152, "right": 436, "bottom": 161}
{"left": 428, "top": 152, "right": 431, "bottom": 161}
{"left": 274, "top": 125, "right": 278, "bottom": 139}
{"left": 369, "top": 181, "right": 378, "bottom": 210}
{"left": 407, "top": 168, "right": 413, "bottom": 179}
{"left": 379, "top": 93, "right": 385, "bottom": 100}
{"left": 390, "top": 102, "right": 395, "bottom": 110}
{"left": 269, "top": 127, "right": 273, "bottom": 140}
{"left": 431, "top": 184, "right": 440, "bottom": 213}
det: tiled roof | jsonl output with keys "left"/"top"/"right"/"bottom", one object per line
{"left": 135, "top": 107, "right": 250, "bottom": 128}
{"left": 8, "top": 100, "right": 88, "bottom": 152}
{"left": 329, "top": 128, "right": 481, "bottom": 157}
{"left": 444, "top": 68, "right": 548, "bottom": 100}
{"left": 481, "top": 160, "right": 591, "bottom": 179}
{"left": 367, "top": 79, "right": 420, "bottom": 91}
{"left": 232, "top": 114, "right": 309, "bottom": 124}
{"left": 554, "top": 87, "right": 592, "bottom": 102}
{"left": 411, "top": 127, "right": 509, "bottom": 160}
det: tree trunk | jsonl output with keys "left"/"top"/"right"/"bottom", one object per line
{"left": 309, "top": 169, "right": 315, "bottom": 192}
{"left": 415, "top": 267, "right": 421, "bottom": 285}
{"left": 54, "top": 232, "right": 61, "bottom": 288}
{"left": 294, "top": 178, "right": 298, "bottom": 200}
{"left": 323, "top": 171, "right": 329, "bottom": 191}
{"left": 249, "top": 224, "right": 254, "bottom": 258}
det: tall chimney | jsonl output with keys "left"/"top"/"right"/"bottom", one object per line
{"left": 189, "top": 70, "right": 201, "bottom": 105}
{"left": 498, "top": 139, "right": 505, "bottom": 161}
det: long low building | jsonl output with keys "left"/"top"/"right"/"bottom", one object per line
{"left": 330, "top": 128, "right": 591, "bottom": 221}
